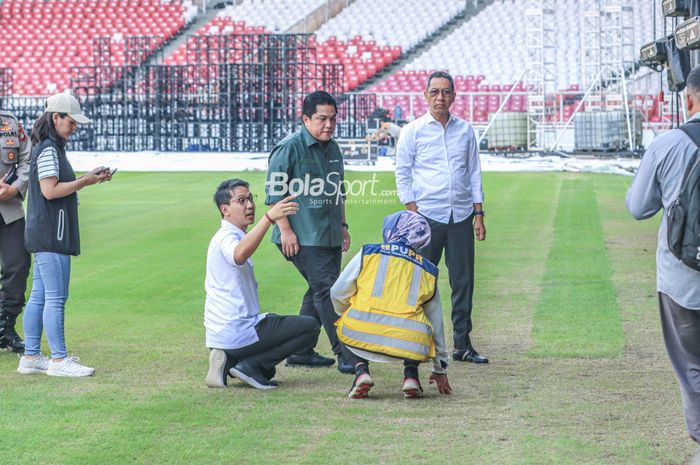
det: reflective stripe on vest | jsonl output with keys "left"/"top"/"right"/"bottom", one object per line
{"left": 341, "top": 324, "right": 430, "bottom": 358}
{"left": 371, "top": 253, "right": 390, "bottom": 298}
{"left": 338, "top": 307, "right": 434, "bottom": 361}
{"left": 372, "top": 252, "right": 424, "bottom": 308}
{"left": 406, "top": 264, "right": 423, "bottom": 307}
{"left": 346, "top": 308, "right": 430, "bottom": 334}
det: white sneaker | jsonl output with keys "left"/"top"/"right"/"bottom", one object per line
{"left": 17, "top": 355, "right": 50, "bottom": 374}
{"left": 205, "top": 349, "right": 227, "bottom": 388}
{"left": 46, "top": 356, "right": 95, "bottom": 377}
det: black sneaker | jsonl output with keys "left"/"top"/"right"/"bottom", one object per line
{"left": 262, "top": 366, "right": 276, "bottom": 381}
{"left": 285, "top": 351, "right": 335, "bottom": 367}
{"left": 230, "top": 365, "right": 276, "bottom": 383}
{"left": 230, "top": 361, "right": 278, "bottom": 390}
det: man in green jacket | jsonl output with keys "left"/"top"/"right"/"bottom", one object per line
{"left": 265, "top": 91, "right": 353, "bottom": 373}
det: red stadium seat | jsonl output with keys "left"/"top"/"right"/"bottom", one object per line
{"left": 3, "top": 0, "right": 189, "bottom": 95}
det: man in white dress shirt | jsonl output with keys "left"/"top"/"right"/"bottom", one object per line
{"left": 395, "top": 71, "right": 488, "bottom": 364}
{"left": 204, "top": 179, "right": 320, "bottom": 390}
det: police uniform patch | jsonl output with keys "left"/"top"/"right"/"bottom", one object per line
{"left": 7, "top": 150, "right": 15, "bottom": 161}
{"left": 5, "top": 139, "right": 16, "bottom": 146}
{"left": 18, "top": 123, "right": 26, "bottom": 142}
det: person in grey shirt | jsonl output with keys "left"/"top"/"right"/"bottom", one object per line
{"left": 626, "top": 65, "right": 700, "bottom": 449}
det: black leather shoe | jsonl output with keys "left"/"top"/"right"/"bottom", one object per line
{"left": 0, "top": 312, "right": 24, "bottom": 353}
{"left": 230, "top": 361, "right": 278, "bottom": 390}
{"left": 453, "top": 346, "right": 489, "bottom": 364}
{"left": 285, "top": 351, "right": 335, "bottom": 367}
{"left": 337, "top": 353, "right": 354, "bottom": 374}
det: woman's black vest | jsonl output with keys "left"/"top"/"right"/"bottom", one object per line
{"left": 24, "top": 138, "right": 80, "bottom": 256}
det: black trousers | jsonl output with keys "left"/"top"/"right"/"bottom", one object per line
{"left": 659, "top": 292, "right": 700, "bottom": 442}
{"left": 282, "top": 245, "right": 342, "bottom": 355}
{"left": 419, "top": 215, "right": 475, "bottom": 350}
{"left": 0, "top": 215, "right": 30, "bottom": 316}
{"left": 223, "top": 314, "right": 320, "bottom": 372}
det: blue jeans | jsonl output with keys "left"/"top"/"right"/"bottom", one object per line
{"left": 23, "top": 252, "right": 71, "bottom": 359}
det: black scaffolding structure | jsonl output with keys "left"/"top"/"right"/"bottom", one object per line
{"left": 61, "top": 32, "right": 348, "bottom": 152}
{"left": 1, "top": 67, "right": 42, "bottom": 134}
{"left": 2, "top": 33, "right": 362, "bottom": 152}
{"left": 336, "top": 93, "right": 377, "bottom": 139}
{"left": 126, "top": 36, "right": 163, "bottom": 66}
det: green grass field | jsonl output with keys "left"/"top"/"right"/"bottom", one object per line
{"left": 0, "top": 171, "right": 694, "bottom": 465}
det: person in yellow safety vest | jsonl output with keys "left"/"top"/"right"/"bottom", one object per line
{"left": 331, "top": 210, "right": 451, "bottom": 399}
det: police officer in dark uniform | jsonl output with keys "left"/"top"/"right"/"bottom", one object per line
{"left": 0, "top": 109, "right": 31, "bottom": 353}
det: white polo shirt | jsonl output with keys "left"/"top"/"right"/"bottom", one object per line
{"left": 204, "top": 220, "right": 267, "bottom": 349}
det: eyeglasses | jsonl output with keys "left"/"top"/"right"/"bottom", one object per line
{"left": 231, "top": 194, "right": 257, "bottom": 206}
{"left": 427, "top": 89, "right": 454, "bottom": 97}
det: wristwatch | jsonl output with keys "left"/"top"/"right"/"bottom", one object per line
{"left": 473, "top": 210, "right": 485, "bottom": 217}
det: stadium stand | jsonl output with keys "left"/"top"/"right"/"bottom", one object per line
{"left": 164, "top": 0, "right": 326, "bottom": 66}
{"left": 165, "top": 0, "right": 465, "bottom": 91}
{"left": 216, "top": 0, "right": 326, "bottom": 33}
{"left": 0, "top": 0, "right": 196, "bottom": 95}
{"left": 314, "top": 0, "right": 464, "bottom": 90}
{"left": 368, "top": 0, "right": 663, "bottom": 121}
{"left": 392, "top": 0, "right": 660, "bottom": 89}
{"left": 314, "top": 0, "right": 464, "bottom": 51}
{"left": 0, "top": 0, "right": 673, "bottom": 132}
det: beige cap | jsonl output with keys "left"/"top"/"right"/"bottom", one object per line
{"left": 45, "top": 92, "right": 91, "bottom": 124}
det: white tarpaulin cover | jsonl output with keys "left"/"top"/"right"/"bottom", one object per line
{"left": 66, "top": 152, "right": 641, "bottom": 177}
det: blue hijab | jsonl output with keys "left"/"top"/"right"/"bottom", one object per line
{"left": 382, "top": 211, "right": 431, "bottom": 250}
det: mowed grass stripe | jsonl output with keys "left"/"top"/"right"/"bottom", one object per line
{"left": 530, "top": 178, "right": 624, "bottom": 358}
{"left": 470, "top": 173, "right": 559, "bottom": 355}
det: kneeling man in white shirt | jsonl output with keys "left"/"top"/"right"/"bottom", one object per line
{"left": 204, "top": 178, "right": 320, "bottom": 390}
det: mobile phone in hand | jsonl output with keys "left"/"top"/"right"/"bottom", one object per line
{"left": 97, "top": 167, "right": 117, "bottom": 175}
